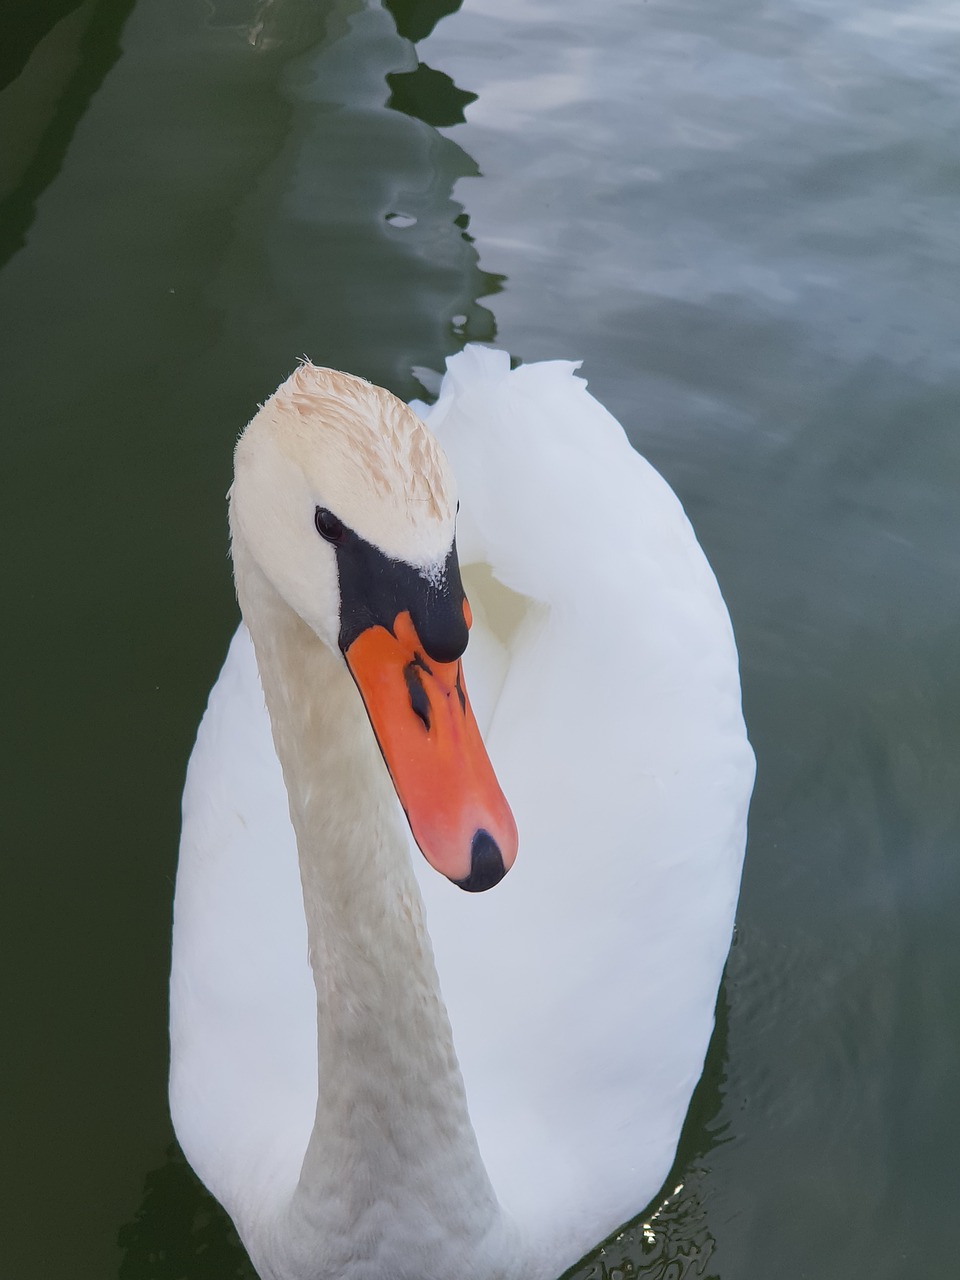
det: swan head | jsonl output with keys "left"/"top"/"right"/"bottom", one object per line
{"left": 230, "top": 361, "right": 517, "bottom": 892}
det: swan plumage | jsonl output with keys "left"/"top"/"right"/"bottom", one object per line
{"left": 170, "top": 345, "right": 754, "bottom": 1280}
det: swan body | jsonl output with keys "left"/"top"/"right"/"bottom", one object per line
{"left": 170, "top": 346, "right": 755, "bottom": 1280}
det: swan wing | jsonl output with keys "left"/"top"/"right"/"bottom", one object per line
{"left": 412, "top": 347, "right": 754, "bottom": 1261}
{"left": 170, "top": 625, "right": 317, "bottom": 1227}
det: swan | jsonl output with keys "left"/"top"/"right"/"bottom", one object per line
{"left": 169, "top": 344, "right": 755, "bottom": 1280}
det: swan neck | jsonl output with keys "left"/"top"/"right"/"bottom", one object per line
{"left": 232, "top": 537, "right": 509, "bottom": 1277}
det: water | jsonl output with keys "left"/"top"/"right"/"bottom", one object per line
{"left": 2, "top": 0, "right": 958, "bottom": 1275}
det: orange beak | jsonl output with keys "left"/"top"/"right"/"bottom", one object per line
{"left": 344, "top": 608, "right": 518, "bottom": 891}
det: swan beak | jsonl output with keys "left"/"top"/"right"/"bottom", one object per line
{"left": 344, "top": 610, "right": 518, "bottom": 891}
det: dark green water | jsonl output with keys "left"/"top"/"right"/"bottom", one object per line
{"left": 2, "top": 1, "right": 957, "bottom": 1276}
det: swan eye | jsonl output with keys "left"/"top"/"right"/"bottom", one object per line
{"left": 315, "top": 506, "right": 345, "bottom": 544}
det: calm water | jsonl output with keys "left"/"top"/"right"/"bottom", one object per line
{"left": 2, "top": 0, "right": 958, "bottom": 1276}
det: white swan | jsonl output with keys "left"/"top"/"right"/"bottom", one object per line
{"left": 170, "top": 345, "right": 755, "bottom": 1280}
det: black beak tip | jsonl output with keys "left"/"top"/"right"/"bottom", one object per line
{"left": 453, "top": 829, "right": 507, "bottom": 893}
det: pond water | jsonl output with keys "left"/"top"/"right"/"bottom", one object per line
{"left": 2, "top": 0, "right": 958, "bottom": 1276}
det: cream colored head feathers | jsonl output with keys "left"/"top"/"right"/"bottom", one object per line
{"left": 229, "top": 362, "right": 458, "bottom": 646}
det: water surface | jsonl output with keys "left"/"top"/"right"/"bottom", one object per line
{"left": 2, "top": 0, "right": 957, "bottom": 1276}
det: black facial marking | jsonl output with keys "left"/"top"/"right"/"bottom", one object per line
{"left": 318, "top": 508, "right": 469, "bottom": 663}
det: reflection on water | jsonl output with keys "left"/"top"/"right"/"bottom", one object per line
{"left": 0, "top": 0, "right": 136, "bottom": 261}
{"left": 382, "top": 0, "right": 478, "bottom": 128}
{"left": 384, "top": 0, "right": 462, "bottom": 44}
{"left": 575, "top": 1183, "right": 714, "bottom": 1280}
{"left": 194, "top": 0, "right": 503, "bottom": 398}
{"left": 387, "top": 60, "right": 478, "bottom": 127}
